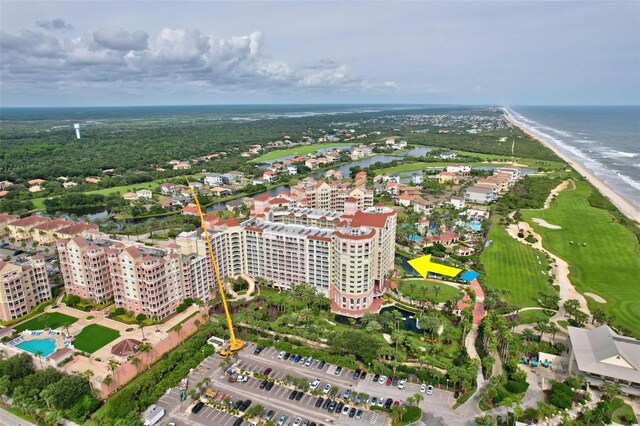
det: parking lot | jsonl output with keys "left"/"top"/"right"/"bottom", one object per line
{"left": 152, "top": 343, "right": 472, "bottom": 426}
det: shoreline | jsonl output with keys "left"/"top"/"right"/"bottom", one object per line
{"left": 502, "top": 108, "right": 640, "bottom": 223}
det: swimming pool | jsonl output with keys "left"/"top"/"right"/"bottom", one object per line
{"left": 16, "top": 338, "right": 57, "bottom": 357}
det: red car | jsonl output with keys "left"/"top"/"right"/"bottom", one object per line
{"left": 393, "top": 400, "right": 400, "bottom": 406}
{"left": 385, "top": 376, "right": 393, "bottom": 386}
{"left": 264, "top": 368, "right": 272, "bottom": 376}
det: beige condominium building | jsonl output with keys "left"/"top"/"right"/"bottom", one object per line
{"left": 0, "top": 256, "right": 51, "bottom": 321}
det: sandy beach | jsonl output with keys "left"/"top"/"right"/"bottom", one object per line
{"left": 503, "top": 109, "right": 640, "bottom": 223}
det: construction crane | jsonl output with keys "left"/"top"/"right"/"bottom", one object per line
{"left": 186, "top": 178, "right": 244, "bottom": 358}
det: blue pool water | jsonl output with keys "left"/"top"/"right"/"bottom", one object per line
{"left": 409, "top": 235, "right": 421, "bottom": 242}
{"left": 466, "top": 221, "right": 482, "bottom": 232}
{"left": 17, "top": 338, "right": 57, "bottom": 357}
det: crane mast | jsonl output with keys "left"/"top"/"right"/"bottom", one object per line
{"left": 186, "top": 178, "right": 244, "bottom": 357}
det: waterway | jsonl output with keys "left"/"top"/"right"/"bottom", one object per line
{"left": 334, "top": 305, "right": 422, "bottom": 333}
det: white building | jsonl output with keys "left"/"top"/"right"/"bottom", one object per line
{"left": 440, "top": 152, "right": 458, "bottom": 159}
{"left": 449, "top": 196, "right": 466, "bottom": 210}
{"left": 411, "top": 173, "right": 424, "bottom": 185}
{"left": 446, "top": 164, "right": 471, "bottom": 175}
{"left": 464, "top": 186, "right": 497, "bottom": 204}
{"left": 204, "top": 173, "right": 223, "bottom": 186}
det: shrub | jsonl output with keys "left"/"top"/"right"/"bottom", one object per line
{"left": 113, "top": 307, "right": 126, "bottom": 316}
{"left": 550, "top": 381, "right": 574, "bottom": 409}
{"left": 504, "top": 380, "right": 529, "bottom": 394}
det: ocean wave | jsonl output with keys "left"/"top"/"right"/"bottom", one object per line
{"left": 617, "top": 174, "right": 640, "bottom": 191}
{"left": 598, "top": 150, "right": 638, "bottom": 159}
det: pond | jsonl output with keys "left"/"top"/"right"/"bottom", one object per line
{"left": 57, "top": 208, "right": 109, "bottom": 223}
{"left": 396, "top": 254, "right": 419, "bottom": 276}
{"left": 312, "top": 154, "right": 403, "bottom": 178}
{"left": 402, "top": 146, "right": 433, "bottom": 156}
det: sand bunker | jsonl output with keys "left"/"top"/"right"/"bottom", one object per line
{"left": 585, "top": 292, "right": 606, "bottom": 303}
{"left": 532, "top": 218, "right": 562, "bottom": 230}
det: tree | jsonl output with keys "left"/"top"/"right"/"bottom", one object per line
{"left": 412, "top": 392, "right": 424, "bottom": 407}
{"left": 547, "top": 322, "right": 560, "bottom": 343}
{"left": 534, "top": 320, "right": 549, "bottom": 340}
{"left": 392, "top": 309, "right": 404, "bottom": 332}
{"left": 522, "top": 328, "right": 537, "bottom": 346}
{"left": 46, "top": 374, "right": 91, "bottom": 409}
{"left": 1, "top": 353, "right": 35, "bottom": 382}
{"left": 0, "top": 376, "right": 10, "bottom": 406}
{"left": 103, "top": 375, "right": 113, "bottom": 391}
{"left": 475, "top": 415, "right": 497, "bottom": 426}
{"left": 601, "top": 382, "right": 621, "bottom": 401}
{"left": 107, "top": 359, "right": 120, "bottom": 374}
{"left": 131, "top": 357, "right": 142, "bottom": 373}
{"left": 34, "top": 350, "right": 44, "bottom": 369}
{"left": 418, "top": 315, "right": 441, "bottom": 339}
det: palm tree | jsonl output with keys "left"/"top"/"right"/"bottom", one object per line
{"left": 522, "top": 328, "right": 536, "bottom": 346}
{"left": 103, "top": 375, "right": 113, "bottom": 392}
{"left": 421, "top": 287, "right": 429, "bottom": 310}
{"left": 392, "top": 310, "right": 404, "bottom": 332}
{"left": 408, "top": 282, "right": 416, "bottom": 304}
{"left": 174, "top": 322, "right": 183, "bottom": 340}
{"left": 412, "top": 392, "right": 424, "bottom": 407}
{"left": 131, "top": 357, "right": 142, "bottom": 373}
{"left": 432, "top": 284, "right": 442, "bottom": 303}
{"left": 152, "top": 314, "right": 159, "bottom": 332}
{"left": 34, "top": 350, "right": 44, "bottom": 369}
{"left": 392, "top": 331, "right": 406, "bottom": 353}
{"left": 534, "top": 320, "right": 549, "bottom": 340}
{"left": 547, "top": 322, "right": 559, "bottom": 343}
{"left": 82, "top": 369, "right": 94, "bottom": 381}
{"left": 365, "top": 320, "right": 382, "bottom": 333}
{"left": 107, "top": 359, "right": 120, "bottom": 375}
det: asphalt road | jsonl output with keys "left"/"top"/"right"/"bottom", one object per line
{"left": 0, "top": 407, "right": 35, "bottom": 426}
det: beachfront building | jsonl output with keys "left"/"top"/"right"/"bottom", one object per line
{"left": 176, "top": 206, "right": 397, "bottom": 316}
{"left": 0, "top": 256, "right": 51, "bottom": 321}
{"left": 568, "top": 325, "right": 640, "bottom": 396}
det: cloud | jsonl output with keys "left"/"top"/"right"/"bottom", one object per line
{"left": 93, "top": 28, "right": 149, "bottom": 51}
{"left": 0, "top": 25, "right": 396, "bottom": 98}
{"left": 35, "top": 18, "right": 73, "bottom": 31}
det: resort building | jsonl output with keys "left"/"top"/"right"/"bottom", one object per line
{"left": 464, "top": 186, "right": 498, "bottom": 204}
{"left": 6, "top": 215, "right": 51, "bottom": 241}
{"left": 447, "top": 164, "right": 471, "bottom": 175}
{"left": 0, "top": 256, "right": 51, "bottom": 321}
{"left": 568, "top": 325, "right": 640, "bottom": 396}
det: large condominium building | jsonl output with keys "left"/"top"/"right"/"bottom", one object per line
{"left": 0, "top": 256, "right": 51, "bottom": 321}
{"left": 288, "top": 177, "right": 373, "bottom": 212}
{"left": 57, "top": 237, "right": 188, "bottom": 319}
{"left": 176, "top": 204, "right": 397, "bottom": 316}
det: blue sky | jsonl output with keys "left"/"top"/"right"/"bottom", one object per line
{"left": 1, "top": 1, "right": 638, "bottom": 106}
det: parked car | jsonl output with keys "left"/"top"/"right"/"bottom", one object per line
{"left": 191, "top": 402, "right": 204, "bottom": 413}
{"left": 293, "top": 355, "right": 302, "bottom": 363}
{"left": 334, "top": 366, "right": 342, "bottom": 375}
{"left": 356, "top": 409, "right": 364, "bottom": 420}
{"left": 315, "top": 397, "right": 324, "bottom": 408}
{"left": 373, "top": 374, "right": 380, "bottom": 382}
{"left": 239, "top": 400, "right": 252, "bottom": 412}
{"left": 378, "top": 375, "right": 387, "bottom": 384}
{"left": 259, "top": 380, "right": 268, "bottom": 389}
{"left": 377, "top": 397, "right": 384, "bottom": 407}
{"left": 283, "top": 352, "right": 291, "bottom": 360}
{"left": 232, "top": 400, "right": 243, "bottom": 410}
{"left": 317, "top": 360, "right": 326, "bottom": 369}
{"left": 263, "top": 367, "right": 272, "bottom": 376}
{"left": 386, "top": 376, "right": 393, "bottom": 386}
{"left": 392, "top": 377, "right": 399, "bottom": 386}
{"left": 322, "top": 384, "right": 331, "bottom": 394}
{"left": 263, "top": 410, "right": 275, "bottom": 421}
{"left": 236, "top": 374, "right": 248, "bottom": 382}
{"left": 322, "top": 398, "right": 331, "bottom": 409}
{"left": 355, "top": 394, "right": 363, "bottom": 404}
{"left": 343, "top": 389, "right": 352, "bottom": 400}
{"left": 278, "top": 351, "right": 286, "bottom": 359}
{"left": 370, "top": 397, "right": 378, "bottom": 406}
{"left": 427, "top": 385, "right": 433, "bottom": 395}
{"left": 293, "top": 418, "right": 302, "bottom": 426}
{"left": 305, "top": 357, "right": 314, "bottom": 366}
{"left": 398, "top": 379, "right": 406, "bottom": 390}
{"left": 253, "top": 345, "right": 264, "bottom": 355}
{"left": 342, "top": 405, "right": 350, "bottom": 415}
{"left": 310, "top": 379, "right": 321, "bottom": 390}
{"left": 349, "top": 407, "right": 356, "bottom": 418}
{"left": 277, "top": 415, "right": 288, "bottom": 426}
{"left": 265, "top": 381, "right": 274, "bottom": 391}
{"left": 352, "top": 369, "right": 361, "bottom": 380}
{"left": 295, "top": 391, "right": 304, "bottom": 401}
{"left": 289, "top": 390, "right": 297, "bottom": 400}
{"left": 327, "top": 400, "right": 336, "bottom": 411}
{"left": 336, "top": 402, "right": 344, "bottom": 413}
{"left": 233, "top": 418, "right": 243, "bottom": 426}
{"left": 360, "top": 371, "right": 367, "bottom": 380}
{"left": 384, "top": 398, "right": 393, "bottom": 409}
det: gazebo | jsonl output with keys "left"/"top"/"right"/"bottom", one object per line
{"left": 111, "top": 338, "right": 142, "bottom": 357}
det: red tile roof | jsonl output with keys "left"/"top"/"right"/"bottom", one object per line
{"left": 8, "top": 215, "right": 49, "bottom": 227}
{"left": 254, "top": 193, "right": 271, "bottom": 202}
{"left": 350, "top": 210, "right": 394, "bottom": 228}
{"left": 57, "top": 223, "right": 98, "bottom": 235}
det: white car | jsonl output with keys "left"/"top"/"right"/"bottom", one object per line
{"left": 427, "top": 385, "right": 433, "bottom": 395}
{"left": 309, "top": 379, "right": 321, "bottom": 390}
{"left": 236, "top": 374, "right": 248, "bottom": 382}
{"left": 420, "top": 384, "right": 427, "bottom": 393}
{"left": 398, "top": 379, "right": 406, "bottom": 390}
{"left": 342, "top": 406, "right": 350, "bottom": 415}
{"left": 293, "top": 418, "right": 302, "bottom": 426}
{"left": 305, "top": 357, "right": 313, "bottom": 366}
{"left": 378, "top": 375, "right": 387, "bottom": 384}
{"left": 377, "top": 398, "right": 384, "bottom": 407}
{"left": 278, "top": 351, "right": 286, "bottom": 359}
{"left": 322, "top": 384, "right": 332, "bottom": 394}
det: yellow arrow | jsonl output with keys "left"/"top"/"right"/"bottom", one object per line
{"left": 408, "top": 254, "right": 462, "bottom": 279}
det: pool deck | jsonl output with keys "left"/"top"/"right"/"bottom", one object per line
{"left": 3, "top": 329, "right": 73, "bottom": 361}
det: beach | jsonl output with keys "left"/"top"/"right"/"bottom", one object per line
{"left": 503, "top": 109, "right": 640, "bottom": 223}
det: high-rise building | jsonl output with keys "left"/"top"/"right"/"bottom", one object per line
{"left": 0, "top": 256, "right": 51, "bottom": 321}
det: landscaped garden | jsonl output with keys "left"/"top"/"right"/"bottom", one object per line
{"left": 14, "top": 312, "right": 78, "bottom": 332}
{"left": 515, "top": 309, "right": 555, "bottom": 325}
{"left": 73, "top": 324, "right": 120, "bottom": 353}
{"left": 522, "top": 180, "right": 640, "bottom": 338}
{"left": 397, "top": 278, "right": 463, "bottom": 305}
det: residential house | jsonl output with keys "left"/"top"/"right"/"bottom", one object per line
{"left": 204, "top": 173, "right": 223, "bottom": 186}
{"left": 136, "top": 189, "right": 153, "bottom": 199}
{"left": 439, "top": 152, "right": 458, "bottom": 159}
{"left": 447, "top": 164, "right": 471, "bottom": 175}
{"left": 287, "top": 165, "right": 298, "bottom": 175}
{"left": 412, "top": 197, "right": 434, "bottom": 215}
{"left": 262, "top": 170, "right": 277, "bottom": 183}
{"left": 396, "top": 194, "right": 414, "bottom": 207}
{"left": 464, "top": 186, "right": 497, "bottom": 204}
{"left": 411, "top": 173, "right": 424, "bottom": 185}
{"left": 438, "top": 171, "right": 460, "bottom": 185}
{"left": 449, "top": 196, "right": 466, "bottom": 210}
{"left": 428, "top": 232, "right": 460, "bottom": 247}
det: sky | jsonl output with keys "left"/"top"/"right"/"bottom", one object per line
{"left": 1, "top": 1, "right": 639, "bottom": 107}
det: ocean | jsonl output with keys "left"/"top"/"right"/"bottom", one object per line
{"left": 507, "top": 106, "right": 640, "bottom": 209}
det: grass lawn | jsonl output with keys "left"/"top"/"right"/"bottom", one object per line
{"left": 399, "top": 279, "right": 461, "bottom": 303}
{"left": 73, "top": 324, "right": 120, "bottom": 353}
{"left": 481, "top": 215, "right": 556, "bottom": 307}
{"left": 522, "top": 180, "right": 640, "bottom": 338}
{"left": 612, "top": 400, "right": 637, "bottom": 425}
{"left": 517, "top": 309, "right": 554, "bottom": 325}
{"left": 14, "top": 312, "right": 78, "bottom": 332}
{"left": 6, "top": 406, "right": 34, "bottom": 423}
{"left": 251, "top": 142, "right": 357, "bottom": 162}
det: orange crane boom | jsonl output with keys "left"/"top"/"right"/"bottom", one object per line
{"left": 186, "top": 178, "right": 244, "bottom": 357}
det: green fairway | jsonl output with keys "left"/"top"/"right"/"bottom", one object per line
{"left": 73, "top": 324, "right": 120, "bottom": 353}
{"left": 516, "top": 309, "right": 554, "bottom": 325}
{"left": 481, "top": 216, "right": 556, "bottom": 307}
{"left": 522, "top": 180, "right": 640, "bottom": 338}
{"left": 399, "top": 278, "right": 461, "bottom": 303}
{"left": 251, "top": 142, "right": 356, "bottom": 162}
{"left": 14, "top": 312, "right": 78, "bottom": 332}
